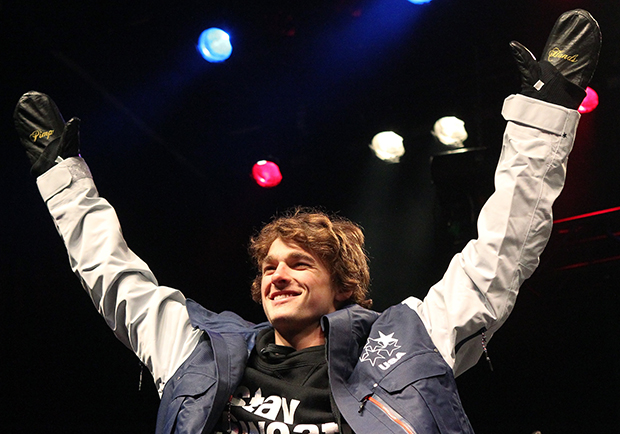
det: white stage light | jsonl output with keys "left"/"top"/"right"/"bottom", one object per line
{"left": 432, "top": 116, "right": 467, "bottom": 147}
{"left": 370, "top": 131, "right": 405, "bottom": 163}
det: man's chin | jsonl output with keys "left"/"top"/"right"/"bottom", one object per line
{"left": 267, "top": 311, "right": 299, "bottom": 328}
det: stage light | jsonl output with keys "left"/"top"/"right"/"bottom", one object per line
{"left": 369, "top": 131, "right": 405, "bottom": 163}
{"left": 252, "top": 160, "right": 282, "bottom": 188}
{"left": 578, "top": 86, "right": 599, "bottom": 114}
{"left": 197, "top": 28, "right": 232, "bottom": 63}
{"left": 432, "top": 116, "right": 467, "bottom": 147}
{"left": 408, "top": 0, "right": 432, "bottom": 4}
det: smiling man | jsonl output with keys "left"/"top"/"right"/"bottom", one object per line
{"left": 260, "top": 237, "right": 343, "bottom": 349}
{"left": 14, "top": 9, "right": 601, "bottom": 434}
{"left": 250, "top": 211, "right": 370, "bottom": 350}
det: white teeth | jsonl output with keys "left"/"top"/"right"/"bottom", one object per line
{"left": 273, "top": 294, "right": 295, "bottom": 301}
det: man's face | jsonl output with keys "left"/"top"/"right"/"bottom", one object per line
{"left": 260, "top": 237, "right": 348, "bottom": 348}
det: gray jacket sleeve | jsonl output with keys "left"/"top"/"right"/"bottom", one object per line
{"left": 37, "top": 159, "right": 202, "bottom": 396}
{"left": 403, "top": 94, "right": 581, "bottom": 377}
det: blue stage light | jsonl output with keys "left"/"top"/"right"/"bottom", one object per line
{"left": 197, "top": 28, "right": 232, "bottom": 63}
{"left": 408, "top": 0, "right": 432, "bottom": 4}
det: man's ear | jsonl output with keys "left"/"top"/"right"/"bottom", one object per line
{"left": 335, "top": 287, "right": 353, "bottom": 303}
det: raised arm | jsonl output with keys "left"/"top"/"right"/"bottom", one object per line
{"left": 14, "top": 92, "right": 201, "bottom": 395}
{"left": 408, "top": 94, "right": 580, "bottom": 376}
{"left": 405, "top": 9, "right": 601, "bottom": 377}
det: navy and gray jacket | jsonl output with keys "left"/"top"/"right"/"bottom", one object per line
{"left": 157, "top": 301, "right": 474, "bottom": 434}
{"left": 37, "top": 95, "right": 580, "bottom": 433}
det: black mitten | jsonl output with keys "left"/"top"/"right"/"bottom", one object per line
{"left": 510, "top": 9, "right": 601, "bottom": 110}
{"left": 510, "top": 41, "right": 586, "bottom": 109}
{"left": 14, "top": 91, "right": 81, "bottom": 177}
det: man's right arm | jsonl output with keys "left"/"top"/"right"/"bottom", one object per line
{"left": 37, "top": 157, "right": 201, "bottom": 396}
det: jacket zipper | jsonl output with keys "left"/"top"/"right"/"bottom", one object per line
{"left": 455, "top": 326, "right": 493, "bottom": 371}
{"left": 359, "top": 394, "right": 418, "bottom": 434}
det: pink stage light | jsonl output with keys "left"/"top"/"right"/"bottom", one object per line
{"left": 252, "top": 160, "right": 282, "bottom": 188}
{"left": 578, "top": 86, "right": 599, "bottom": 114}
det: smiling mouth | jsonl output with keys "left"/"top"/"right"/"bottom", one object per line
{"left": 270, "top": 292, "right": 299, "bottom": 301}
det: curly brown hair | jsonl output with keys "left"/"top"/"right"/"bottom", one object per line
{"left": 249, "top": 207, "right": 372, "bottom": 309}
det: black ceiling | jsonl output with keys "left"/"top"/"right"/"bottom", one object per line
{"left": 3, "top": 1, "right": 620, "bottom": 432}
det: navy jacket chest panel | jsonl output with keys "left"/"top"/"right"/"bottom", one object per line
{"left": 337, "top": 303, "right": 446, "bottom": 393}
{"left": 327, "top": 303, "right": 473, "bottom": 434}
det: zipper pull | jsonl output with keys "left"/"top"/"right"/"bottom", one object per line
{"left": 481, "top": 331, "right": 494, "bottom": 371}
{"left": 359, "top": 383, "right": 378, "bottom": 413}
{"left": 359, "top": 395, "right": 370, "bottom": 413}
{"left": 138, "top": 362, "right": 144, "bottom": 391}
{"left": 226, "top": 395, "right": 233, "bottom": 433}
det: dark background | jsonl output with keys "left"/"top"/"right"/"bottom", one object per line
{"left": 2, "top": 0, "right": 619, "bottom": 432}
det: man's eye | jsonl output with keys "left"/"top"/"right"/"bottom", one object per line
{"left": 262, "top": 265, "right": 275, "bottom": 274}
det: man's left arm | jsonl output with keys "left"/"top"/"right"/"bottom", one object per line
{"left": 405, "top": 94, "right": 580, "bottom": 377}
{"left": 405, "top": 10, "right": 601, "bottom": 375}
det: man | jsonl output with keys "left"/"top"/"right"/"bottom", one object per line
{"left": 13, "top": 9, "right": 601, "bottom": 434}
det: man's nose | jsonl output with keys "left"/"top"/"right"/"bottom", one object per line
{"left": 271, "top": 263, "right": 291, "bottom": 287}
